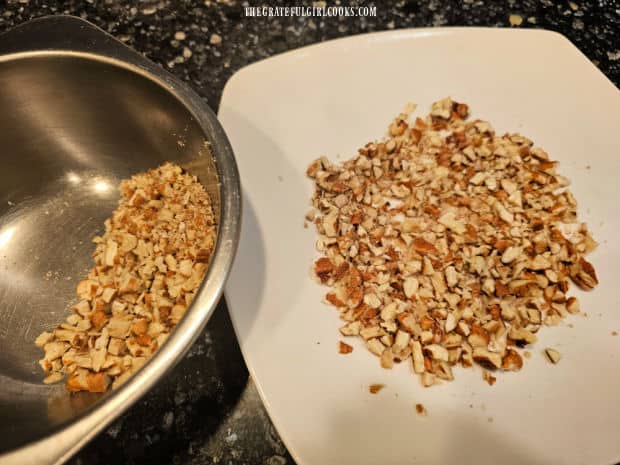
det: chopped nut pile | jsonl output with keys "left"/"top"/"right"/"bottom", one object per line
{"left": 36, "top": 163, "right": 216, "bottom": 392}
{"left": 307, "top": 98, "right": 598, "bottom": 387}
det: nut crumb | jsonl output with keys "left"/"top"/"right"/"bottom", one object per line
{"left": 544, "top": 348, "right": 561, "bottom": 364}
{"left": 612, "top": 331, "right": 618, "bottom": 336}
{"left": 415, "top": 403, "right": 427, "bottom": 416}
{"left": 339, "top": 341, "right": 353, "bottom": 354}
{"left": 369, "top": 383, "right": 385, "bottom": 394}
{"left": 482, "top": 370, "right": 497, "bottom": 386}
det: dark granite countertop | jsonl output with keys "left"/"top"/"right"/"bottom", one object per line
{"left": 1, "top": 1, "right": 618, "bottom": 464}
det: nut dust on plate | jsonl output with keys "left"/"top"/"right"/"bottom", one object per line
{"left": 306, "top": 97, "right": 599, "bottom": 387}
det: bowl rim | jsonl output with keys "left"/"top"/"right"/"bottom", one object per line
{"left": 0, "top": 15, "right": 241, "bottom": 465}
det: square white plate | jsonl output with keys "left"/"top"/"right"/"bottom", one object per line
{"left": 219, "top": 28, "right": 620, "bottom": 465}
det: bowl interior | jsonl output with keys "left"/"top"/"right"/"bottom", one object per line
{"left": 0, "top": 54, "right": 219, "bottom": 452}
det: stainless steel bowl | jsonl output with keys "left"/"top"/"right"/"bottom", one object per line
{"left": 0, "top": 16, "right": 240, "bottom": 464}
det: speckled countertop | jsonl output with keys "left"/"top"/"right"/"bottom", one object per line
{"left": 1, "top": 1, "right": 618, "bottom": 464}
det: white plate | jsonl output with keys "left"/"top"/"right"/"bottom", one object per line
{"left": 219, "top": 28, "right": 620, "bottom": 465}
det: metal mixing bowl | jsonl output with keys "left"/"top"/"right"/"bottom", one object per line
{"left": 0, "top": 16, "right": 240, "bottom": 464}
